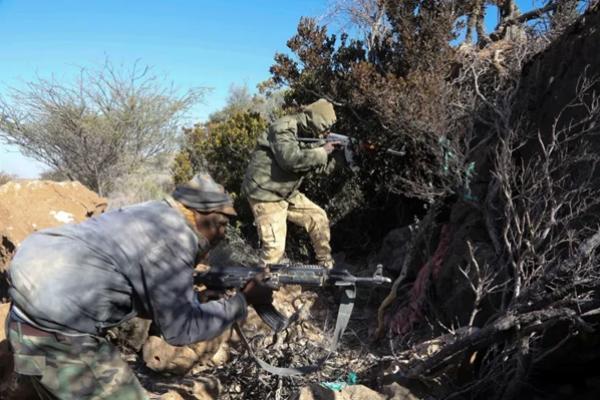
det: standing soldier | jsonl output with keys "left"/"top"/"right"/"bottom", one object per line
{"left": 242, "top": 99, "right": 339, "bottom": 269}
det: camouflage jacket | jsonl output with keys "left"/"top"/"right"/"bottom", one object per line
{"left": 242, "top": 112, "right": 335, "bottom": 202}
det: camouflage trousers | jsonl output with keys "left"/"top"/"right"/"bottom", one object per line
{"left": 7, "top": 319, "right": 148, "bottom": 400}
{"left": 249, "top": 192, "right": 333, "bottom": 267}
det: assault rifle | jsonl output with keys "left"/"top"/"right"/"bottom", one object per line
{"left": 194, "top": 263, "right": 391, "bottom": 376}
{"left": 195, "top": 263, "right": 391, "bottom": 333}
{"left": 297, "top": 132, "right": 405, "bottom": 169}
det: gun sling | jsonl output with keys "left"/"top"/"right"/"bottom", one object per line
{"left": 234, "top": 285, "right": 357, "bottom": 376}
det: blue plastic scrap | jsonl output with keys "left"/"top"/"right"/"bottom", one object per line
{"left": 320, "top": 372, "right": 358, "bottom": 392}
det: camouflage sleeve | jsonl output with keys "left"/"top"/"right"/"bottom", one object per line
{"left": 269, "top": 119, "right": 328, "bottom": 173}
{"left": 141, "top": 244, "right": 247, "bottom": 346}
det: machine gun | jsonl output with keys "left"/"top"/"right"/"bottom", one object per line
{"left": 194, "top": 263, "right": 391, "bottom": 376}
{"left": 195, "top": 263, "right": 391, "bottom": 332}
{"left": 297, "top": 132, "right": 405, "bottom": 169}
{"left": 194, "top": 264, "right": 392, "bottom": 376}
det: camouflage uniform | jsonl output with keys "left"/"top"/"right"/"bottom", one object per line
{"left": 242, "top": 99, "right": 338, "bottom": 267}
{"left": 7, "top": 317, "right": 147, "bottom": 399}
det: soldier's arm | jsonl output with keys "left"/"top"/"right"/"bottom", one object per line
{"left": 269, "top": 120, "right": 328, "bottom": 173}
{"left": 315, "top": 148, "right": 344, "bottom": 175}
{"left": 142, "top": 245, "right": 247, "bottom": 346}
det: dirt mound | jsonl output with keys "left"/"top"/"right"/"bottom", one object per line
{"left": 0, "top": 180, "right": 107, "bottom": 256}
{"left": 0, "top": 180, "right": 106, "bottom": 301}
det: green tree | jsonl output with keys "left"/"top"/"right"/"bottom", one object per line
{"left": 177, "top": 111, "right": 267, "bottom": 194}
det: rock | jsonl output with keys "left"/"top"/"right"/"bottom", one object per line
{"left": 294, "top": 384, "right": 385, "bottom": 400}
{"left": 143, "top": 282, "right": 321, "bottom": 375}
{"left": 295, "top": 384, "right": 335, "bottom": 400}
{"left": 342, "top": 385, "right": 386, "bottom": 400}
{"left": 245, "top": 284, "right": 318, "bottom": 335}
{"left": 141, "top": 264, "right": 231, "bottom": 375}
{"left": 159, "top": 391, "right": 185, "bottom": 400}
{"left": 142, "top": 330, "right": 232, "bottom": 375}
{"left": 381, "top": 382, "right": 421, "bottom": 400}
{"left": 191, "top": 377, "right": 219, "bottom": 400}
{"left": 143, "top": 335, "right": 201, "bottom": 375}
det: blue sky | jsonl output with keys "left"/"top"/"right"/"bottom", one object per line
{"left": 0, "top": 0, "right": 328, "bottom": 177}
{"left": 0, "top": 0, "right": 539, "bottom": 178}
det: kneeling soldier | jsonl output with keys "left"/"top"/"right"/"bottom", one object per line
{"left": 5, "top": 173, "right": 267, "bottom": 399}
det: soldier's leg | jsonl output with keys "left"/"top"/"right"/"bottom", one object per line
{"left": 8, "top": 322, "right": 148, "bottom": 400}
{"left": 248, "top": 199, "right": 289, "bottom": 265}
{"left": 287, "top": 193, "right": 333, "bottom": 268}
{"left": 83, "top": 337, "right": 147, "bottom": 400}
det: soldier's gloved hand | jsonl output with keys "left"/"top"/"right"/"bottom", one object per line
{"left": 323, "top": 141, "right": 342, "bottom": 154}
{"left": 241, "top": 272, "right": 273, "bottom": 307}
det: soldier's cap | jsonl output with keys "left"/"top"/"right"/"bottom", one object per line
{"left": 172, "top": 173, "right": 237, "bottom": 217}
{"left": 302, "top": 99, "right": 337, "bottom": 134}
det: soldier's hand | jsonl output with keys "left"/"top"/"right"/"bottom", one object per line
{"left": 242, "top": 272, "right": 273, "bottom": 306}
{"left": 323, "top": 141, "right": 342, "bottom": 154}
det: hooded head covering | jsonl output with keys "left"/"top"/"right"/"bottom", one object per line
{"left": 302, "top": 99, "right": 337, "bottom": 136}
{"left": 172, "top": 173, "right": 237, "bottom": 217}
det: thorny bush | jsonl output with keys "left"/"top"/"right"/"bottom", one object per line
{"left": 380, "top": 64, "right": 600, "bottom": 400}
